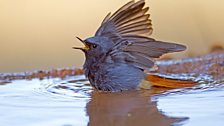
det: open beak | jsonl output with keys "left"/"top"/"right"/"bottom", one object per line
{"left": 72, "top": 37, "right": 89, "bottom": 51}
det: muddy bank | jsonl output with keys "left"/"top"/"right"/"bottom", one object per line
{"left": 156, "top": 51, "right": 224, "bottom": 80}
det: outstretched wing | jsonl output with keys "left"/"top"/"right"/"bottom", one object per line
{"left": 97, "top": 0, "right": 186, "bottom": 70}
{"left": 95, "top": 0, "right": 153, "bottom": 43}
{"left": 108, "top": 40, "right": 186, "bottom": 70}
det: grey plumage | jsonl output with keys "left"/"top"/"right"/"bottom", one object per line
{"left": 73, "top": 0, "right": 186, "bottom": 92}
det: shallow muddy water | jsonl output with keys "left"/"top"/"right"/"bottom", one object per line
{"left": 0, "top": 73, "right": 223, "bottom": 126}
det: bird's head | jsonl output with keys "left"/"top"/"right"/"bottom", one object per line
{"left": 73, "top": 36, "right": 114, "bottom": 58}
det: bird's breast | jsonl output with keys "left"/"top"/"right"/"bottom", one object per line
{"left": 85, "top": 61, "right": 145, "bottom": 91}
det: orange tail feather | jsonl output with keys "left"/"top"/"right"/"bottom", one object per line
{"left": 145, "top": 74, "right": 197, "bottom": 88}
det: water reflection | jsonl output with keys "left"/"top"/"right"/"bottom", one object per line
{"left": 46, "top": 76, "right": 186, "bottom": 125}
{"left": 86, "top": 89, "right": 186, "bottom": 126}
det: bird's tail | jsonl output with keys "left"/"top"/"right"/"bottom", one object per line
{"left": 144, "top": 74, "right": 197, "bottom": 89}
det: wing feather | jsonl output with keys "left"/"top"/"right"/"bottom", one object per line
{"left": 95, "top": 0, "right": 152, "bottom": 41}
{"left": 95, "top": 0, "right": 186, "bottom": 70}
{"left": 110, "top": 48, "right": 155, "bottom": 70}
{"left": 109, "top": 0, "right": 135, "bottom": 20}
{"left": 112, "top": 2, "right": 145, "bottom": 24}
{"left": 108, "top": 40, "right": 186, "bottom": 70}
{"left": 116, "top": 14, "right": 151, "bottom": 27}
{"left": 124, "top": 41, "right": 186, "bottom": 58}
{"left": 117, "top": 19, "right": 151, "bottom": 32}
{"left": 125, "top": 52, "right": 155, "bottom": 69}
{"left": 101, "top": 12, "right": 111, "bottom": 25}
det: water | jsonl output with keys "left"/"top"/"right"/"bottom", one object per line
{"left": 0, "top": 74, "right": 224, "bottom": 126}
{"left": 155, "top": 86, "right": 224, "bottom": 126}
{"left": 0, "top": 76, "right": 90, "bottom": 126}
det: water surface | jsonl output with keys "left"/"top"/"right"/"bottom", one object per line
{"left": 0, "top": 74, "right": 223, "bottom": 126}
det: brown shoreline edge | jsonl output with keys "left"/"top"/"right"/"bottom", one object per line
{"left": 1, "top": 51, "right": 223, "bottom": 88}
{"left": 145, "top": 51, "right": 224, "bottom": 88}
{"left": 0, "top": 68, "right": 84, "bottom": 81}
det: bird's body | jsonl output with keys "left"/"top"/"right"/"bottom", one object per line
{"left": 73, "top": 0, "right": 187, "bottom": 92}
{"left": 82, "top": 37, "right": 145, "bottom": 91}
{"left": 85, "top": 61, "right": 145, "bottom": 91}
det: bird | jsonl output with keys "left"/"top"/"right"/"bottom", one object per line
{"left": 73, "top": 0, "right": 186, "bottom": 92}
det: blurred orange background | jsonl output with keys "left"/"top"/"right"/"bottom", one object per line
{"left": 0, "top": 0, "right": 224, "bottom": 73}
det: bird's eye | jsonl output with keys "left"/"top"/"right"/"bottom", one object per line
{"left": 92, "top": 44, "right": 97, "bottom": 48}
